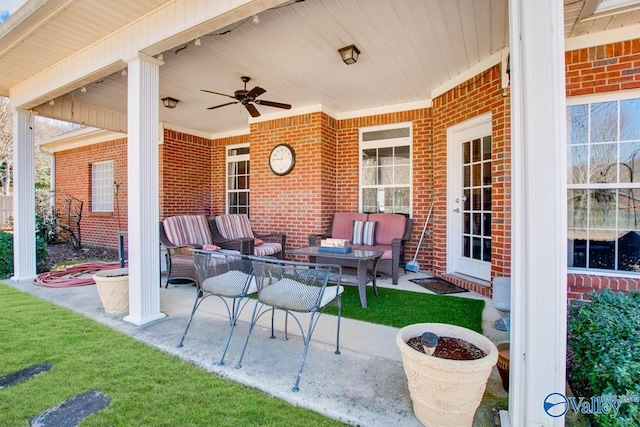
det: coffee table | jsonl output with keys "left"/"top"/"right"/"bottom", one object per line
{"left": 288, "top": 246, "right": 384, "bottom": 308}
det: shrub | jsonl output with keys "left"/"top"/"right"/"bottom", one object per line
{"left": 0, "top": 230, "right": 48, "bottom": 279}
{"left": 568, "top": 289, "right": 640, "bottom": 426}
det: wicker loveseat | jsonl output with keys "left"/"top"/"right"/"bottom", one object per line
{"left": 309, "top": 212, "right": 413, "bottom": 285}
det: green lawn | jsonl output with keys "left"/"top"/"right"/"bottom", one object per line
{"left": 326, "top": 285, "right": 485, "bottom": 333}
{"left": 0, "top": 284, "right": 344, "bottom": 427}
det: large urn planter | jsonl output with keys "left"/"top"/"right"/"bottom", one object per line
{"left": 93, "top": 268, "right": 129, "bottom": 314}
{"left": 396, "top": 323, "right": 499, "bottom": 427}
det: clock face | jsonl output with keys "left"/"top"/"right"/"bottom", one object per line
{"left": 269, "top": 144, "right": 296, "bottom": 176}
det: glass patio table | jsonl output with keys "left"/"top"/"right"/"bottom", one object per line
{"left": 287, "top": 246, "right": 384, "bottom": 308}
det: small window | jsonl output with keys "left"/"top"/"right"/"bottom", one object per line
{"left": 91, "top": 161, "right": 114, "bottom": 212}
{"left": 227, "top": 144, "right": 250, "bottom": 215}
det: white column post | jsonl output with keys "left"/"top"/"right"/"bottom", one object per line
{"left": 123, "top": 53, "right": 165, "bottom": 325}
{"left": 509, "top": 0, "right": 567, "bottom": 426}
{"left": 11, "top": 109, "right": 36, "bottom": 281}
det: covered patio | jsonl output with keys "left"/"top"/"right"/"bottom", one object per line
{"left": 5, "top": 0, "right": 640, "bottom": 425}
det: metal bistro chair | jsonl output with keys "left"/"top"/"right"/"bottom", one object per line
{"left": 178, "top": 250, "right": 256, "bottom": 366}
{"left": 235, "top": 258, "right": 343, "bottom": 392}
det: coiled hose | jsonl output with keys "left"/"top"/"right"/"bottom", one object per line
{"left": 34, "top": 262, "right": 123, "bottom": 288}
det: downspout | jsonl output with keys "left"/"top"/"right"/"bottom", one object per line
{"left": 38, "top": 145, "right": 55, "bottom": 212}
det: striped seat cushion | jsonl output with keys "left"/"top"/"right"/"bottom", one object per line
{"left": 163, "top": 215, "right": 212, "bottom": 246}
{"left": 214, "top": 214, "right": 254, "bottom": 239}
{"left": 253, "top": 242, "right": 282, "bottom": 257}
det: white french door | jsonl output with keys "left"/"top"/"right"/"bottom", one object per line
{"left": 446, "top": 114, "right": 492, "bottom": 281}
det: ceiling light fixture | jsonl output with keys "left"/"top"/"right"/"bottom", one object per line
{"left": 252, "top": 14, "right": 260, "bottom": 24}
{"left": 81, "top": 86, "right": 87, "bottom": 93}
{"left": 157, "top": 53, "right": 164, "bottom": 61}
{"left": 121, "top": 69, "right": 127, "bottom": 76}
{"left": 48, "top": 99, "right": 55, "bottom": 106}
{"left": 338, "top": 44, "right": 360, "bottom": 65}
{"left": 194, "top": 38, "right": 201, "bottom": 47}
{"left": 162, "top": 97, "right": 179, "bottom": 109}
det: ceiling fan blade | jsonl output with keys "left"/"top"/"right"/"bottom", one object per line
{"left": 201, "top": 89, "right": 236, "bottom": 99}
{"left": 246, "top": 86, "right": 266, "bottom": 99}
{"left": 255, "top": 99, "right": 292, "bottom": 110}
{"left": 245, "top": 103, "right": 260, "bottom": 117}
{"left": 207, "top": 101, "right": 238, "bottom": 110}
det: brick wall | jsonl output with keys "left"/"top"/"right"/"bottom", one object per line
{"left": 247, "top": 112, "right": 335, "bottom": 249}
{"left": 566, "top": 40, "right": 640, "bottom": 97}
{"left": 431, "top": 64, "right": 511, "bottom": 298}
{"left": 160, "top": 129, "right": 213, "bottom": 218}
{"left": 54, "top": 138, "right": 128, "bottom": 249}
{"left": 565, "top": 39, "right": 640, "bottom": 300}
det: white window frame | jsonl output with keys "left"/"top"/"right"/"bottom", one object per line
{"left": 358, "top": 122, "right": 413, "bottom": 216}
{"left": 226, "top": 143, "right": 250, "bottom": 215}
{"left": 567, "top": 89, "right": 640, "bottom": 277}
{"left": 91, "top": 160, "right": 114, "bottom": 212}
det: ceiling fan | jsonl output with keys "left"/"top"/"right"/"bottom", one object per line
{"left": 201, "top": 76, "right": 291, "bottom": 117}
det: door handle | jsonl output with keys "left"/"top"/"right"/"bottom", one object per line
{"left": 453, "top": 208, "right": 460, "bottom": 213}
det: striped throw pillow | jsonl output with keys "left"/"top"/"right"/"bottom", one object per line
{"left": 352, "top": 220, "right": 377, "bottom": 246}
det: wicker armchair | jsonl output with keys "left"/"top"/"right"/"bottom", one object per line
{"left": 159, "top": 215, "right": 218, "bottom": 288}
{"left": 209, "top": 214, "right": 286, "bottom": 258}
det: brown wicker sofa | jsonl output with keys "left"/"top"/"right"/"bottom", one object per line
{"left": 308, "top": 212, "right": 413, "bottom": 285}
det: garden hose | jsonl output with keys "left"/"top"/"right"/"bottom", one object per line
{"left": 34, "top": 262, "right": 122, "bottom": 288}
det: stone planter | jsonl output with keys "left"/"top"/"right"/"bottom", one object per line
{"left": 93, "top": 268, "right": 129, "bottom": 314}
{"left": 396, "top": 323, "right": 498, "bottom": 427}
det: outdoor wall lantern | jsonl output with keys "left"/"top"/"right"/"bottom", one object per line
{"left": 162, "top": 97, "right": 179, "bottom": 109}
{"left": 338, "top": 44, "right": 360, "bottom": 65}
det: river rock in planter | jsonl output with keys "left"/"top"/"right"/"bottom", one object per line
{"left": 396, "top": 323, "right": 498, "bottom": 427}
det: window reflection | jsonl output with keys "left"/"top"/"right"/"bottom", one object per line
{"left": 567, "top": 98, "right": 640, "bottom": 273}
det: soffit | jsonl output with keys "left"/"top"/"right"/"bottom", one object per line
{"left": 3, "top": 0, "right": 640, "bottom": 138}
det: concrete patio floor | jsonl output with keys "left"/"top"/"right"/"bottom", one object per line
{"left": 4, "top": 269, "right": 509, "bottom": 426}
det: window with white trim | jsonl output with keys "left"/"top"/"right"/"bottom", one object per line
{"left": 91, "top": 161, "right": 114, "bottom": 212}
{"left": 359, "top": 124, "right": 412, "bottom": 215}
{"left": 226, "top": 144, "right": 250, "bottom": 215}
{"left": 567, "top": 94, "right": 640, "bottom": 273}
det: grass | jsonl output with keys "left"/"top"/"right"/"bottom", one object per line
{"left": 324, "top": 285, "right": 485, "bottom": 333}
{"left": 0, "top": 284, "right": 344, "bottom": 427}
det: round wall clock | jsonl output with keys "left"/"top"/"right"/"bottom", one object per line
{"left": 269, "top": 143, "right": 296, "bottom": 176}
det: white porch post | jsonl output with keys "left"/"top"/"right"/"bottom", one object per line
{"left": 123, "top": 53, "right": 165, "bottom": 325}
{"left": 508, "top": 0, "right": 567, "bottom": 426}
{"left": 11, "top": 109, "right": 36, "bottom": 281}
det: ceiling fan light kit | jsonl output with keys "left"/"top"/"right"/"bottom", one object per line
{"left": 201, "top": 76, "right": 291, "bottom": 117}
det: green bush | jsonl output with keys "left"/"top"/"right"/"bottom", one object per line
{"left": 568, "top": 289, "right": 640, "bottom": 426}
{"left": 0, "top": 231, "right": 48, "bottom": 279}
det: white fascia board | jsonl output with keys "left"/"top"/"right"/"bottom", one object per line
{"left": 248, "top": 104, "right": 333, "bottom": 124}
{"left": 336, "top": 100, "right": 432, "bottom": 120}
{"left": 9, "top": 0, "right": 285, "bottom": 110}
{"left": 38, "top": 127, "right": 127, "bottom": 152}
{"left": 565, "top": 23, "right": 640, "bottom": 51}
{"left": 431, "top": 50, "right": 503, "bottom": 99}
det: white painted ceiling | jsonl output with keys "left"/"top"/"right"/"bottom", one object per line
{"left": 1, "top": 0, "right": 640, "bottom": 137}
